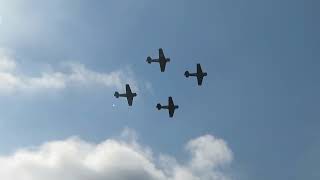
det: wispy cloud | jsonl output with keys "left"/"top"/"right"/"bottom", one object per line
{"left": 0, "top": 49, "right": 138, "bottom": 95}
{"left": 0, "top": 129, "right": 233, "bottom": 180}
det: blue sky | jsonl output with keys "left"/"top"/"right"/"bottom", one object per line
{"left": 0, "top": 0, "right": 319, "bottom": 180}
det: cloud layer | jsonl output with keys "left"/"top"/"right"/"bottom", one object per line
{"left": 0, "top": 49, "right": 137, "bottom": 94}
{"left": 0, "top": 129, "right": 233, "bottom": 180}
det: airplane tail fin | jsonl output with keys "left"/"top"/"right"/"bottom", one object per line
{"left": 184, "top": 71, "right": 190, "bottom": 77}
{"left": 156, "top": 103, "right": 162, "bottom": 110}
{"left": 114, "top": 92, "right": 119, "bottom": 98}
{"left": 146, "top": 56, "right": 152, "bottom": 64}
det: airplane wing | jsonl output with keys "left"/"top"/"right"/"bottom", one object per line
{"left": 197, "top": 76, "right": 204, "bottom": 86}
{"left": 159, "top": 48, "right": 165, "bottom": 58}
{"left": 158, "top": 49, "right": 167, "bottom": 72}
{"left": 127, "top": 96, "right": 133, "bottom": 106}
{"left": 197, "top": 64, "right": 203, "bottom": 74}
{"left": 197, "top": 64, "right": 204, "bottom": 85}
{"left": 159, "top": 61, "right": 167, "bottom": 72}
{"left": 126, "top": 84, "right": 132, "bottom": 94}
{"left": 125, "top": 84, "right": 136, "bottom": 106}
{"left": 168, "top": 97, "right": 175, "bottom": 117}
{"left": 169, "top": 107, "right": 175, "bottom": 117}
{"left": 168, "top": 97, "right": 174, "bottom": 106}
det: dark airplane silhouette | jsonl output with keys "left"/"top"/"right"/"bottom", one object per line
{"left": 146, "top": 48, "right": 170, "bottom": 72}
{"left": 185, "top": 64, "right": 207, "bottom": 86}
{"left": 114, "top": 84, "right": 137, "bottom": 106}
{"left": 156, "top": 96, "right": 179, "bottom": 118}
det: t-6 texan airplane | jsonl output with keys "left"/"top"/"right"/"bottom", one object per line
{"left": 185, "top": 64, "right": 208, "bottom": 86}
{"left": 156, "top": 96, "right": 179, "bottom": 118}
{"left": 114, "top": 84, "right": 137, "bottom": 106}
{"left": 146, "top": 48, "right": 170, "bottom": 72}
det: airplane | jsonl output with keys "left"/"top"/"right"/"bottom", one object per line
{"left": 146, "top": 48, "right": 170, "bottom": 72}
{"left": 156, "top": 96, "right": 179, "bottom": 118}
{"left": 114, "top": 84, "right": 137, "bottom": 106}
{"left": 184, "top": 63, "right": 208, "bottom": 86}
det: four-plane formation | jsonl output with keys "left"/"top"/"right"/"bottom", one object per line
{"left": 115, "top": 48, "right": 207, "bottom": 118}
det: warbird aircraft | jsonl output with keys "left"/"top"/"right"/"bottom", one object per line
{"left": 146, "top": 48, "right": 170, "bottom": 72}
{"left": 185, "top": 63, "right": 207, "bottom": 86}
{"left": 114, "top": 84, "right": 137, "bottom": 106}
{"left": 156, "top": 96, "right": 179, "bottom": 118}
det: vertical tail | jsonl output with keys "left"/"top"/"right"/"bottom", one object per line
{"left": 114, "top": 92, "right": 119, "bottom": 98}
{"left": 146, "top": 57, "right": 152, "bottom": 63}
{"left": 184, "top": 71, "right": 190, "bottom": 77}
{"left": 156, "top": 103, "right": 162, "bottom": 110}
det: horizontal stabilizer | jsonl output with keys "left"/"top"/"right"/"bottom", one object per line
{"left": 156, "top": 103, "right": 162, "bottom": 110}
{"left": 114, "top": 92, "right": 119, "bottom": 98}
{"left": 184, "top": 71, "right": 190, "bottom": 77}
{"left": 146, "top": 56, "right": 152, "bottom": 63}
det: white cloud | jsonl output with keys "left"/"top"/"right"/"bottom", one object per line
{"left": 0, "top": 49, "right": 138, "bottom": 94}
{"left": 187, "top": 135, "right": 233, "bottom": 171}
{"left": 0, "top": 129, "right": 233, "bottom": 180}
{"left": 0, "top": 50, "right": 16, "bottom": 71}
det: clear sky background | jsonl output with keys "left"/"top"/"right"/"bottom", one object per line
{"left": 0, "top": 0, "right": 319, "bottom": 180}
